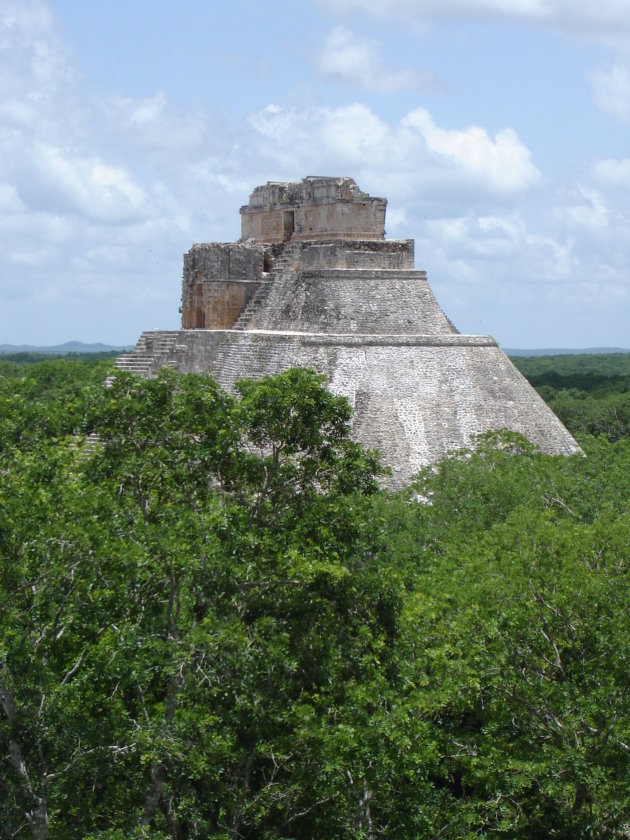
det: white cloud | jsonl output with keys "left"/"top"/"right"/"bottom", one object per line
{"left": 316, "top": 0, "right": 630, "bottom": 36}
{"left": 422, "top": 212, "right": 575, "bottom": 273}
{"left": 589, "top": 66, "right": 630, "bottom": 120}
{"left": 318, "top": 26, "right": 427, "bottom": 93}
{"left": 402, "top": 109, "right": 540, "bottom": 193}
{"left": 122, "top": 93, "right": 166, "bottom": 126}
{"left": 553, "top": 187, "right": 610, "bottom": 230}
{"left": 0, "top": 2, "right": 221, "bottom": 342}
{"left": 1, "top": 208, "right": 74, "bottom": 270}
{"left": 28, "top": 145, "right": 147, "bottom": 223}
{"left": 592, "top": 157, "right": 630, "bottom": 188}
{"left": 101, "top": 93, "right": 212, "bottom": 153}
{"left": 0, "top": 183, "right": 25, "bottom": 213}
{"left": 0, "top": 0, "right": 76, "bottom": 106}
{"left": 250, "top": 103, "right": 540, "bottom": 198}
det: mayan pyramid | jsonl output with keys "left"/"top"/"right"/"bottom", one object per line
{"left": 116, "top": 176, "right": 580, "bottom": 486}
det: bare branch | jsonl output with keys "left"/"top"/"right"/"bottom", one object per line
{"left": 60, "top": 647, "right": 87, "bottom": 687}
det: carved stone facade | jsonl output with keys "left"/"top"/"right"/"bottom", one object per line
{"left": 240, "top": 176, "right": 387, "bottom": 243}
{"left": 118, "top": 177, "right": 581, "bottom": 487}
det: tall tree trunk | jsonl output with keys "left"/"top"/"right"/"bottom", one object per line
{"left": 141, "top": 572, "right": 182, "bottom": 826}
{"left": 1, "top": 673, "right": 49, "bottom": 840}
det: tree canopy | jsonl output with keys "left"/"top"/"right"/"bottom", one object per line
{"left": 2, "top": 359, "right": 630, "bottom": 838}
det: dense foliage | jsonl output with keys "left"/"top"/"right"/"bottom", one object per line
{"left": 512, "top": 352, "right": 630, "bottom": 442}
{"left": 1, "top": 356, "right": 630, "bottom": 838}
{"left": 0, "top": 351, "right": 119, "bottom": 366}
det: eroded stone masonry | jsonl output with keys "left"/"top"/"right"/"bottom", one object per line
{"left": 117, "top": 176, "right": 581, "bottom": 487}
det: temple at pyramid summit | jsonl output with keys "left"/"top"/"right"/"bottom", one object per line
{"left": 116, "top": 176, "right": 581, "bottom": 486}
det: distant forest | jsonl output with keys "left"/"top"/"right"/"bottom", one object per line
{"left": 1, "top": 353, "right": 629, "bottom": 838}
{"left": 512, "top": 352, "right": 630, "bottom": 442}
{"left": 0, "top": 350, "right": 120, "bottom": 365}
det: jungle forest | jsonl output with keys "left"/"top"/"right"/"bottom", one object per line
{"left": 1, "top": 352, "right": 630, "bottom": 838}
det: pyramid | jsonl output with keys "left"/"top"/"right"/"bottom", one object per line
{"left": 116, "top": 176, "right": 580, "bottom": 487}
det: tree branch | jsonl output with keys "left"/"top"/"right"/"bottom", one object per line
{"left": 60, "top": 647, "right": 87, "bottom": 687}
{"left": 0, "top": 667, "right": 49, "bottom": 839}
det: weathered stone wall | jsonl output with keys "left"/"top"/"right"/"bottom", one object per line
{"left": 243, "top": 269, "right": 457, "bottom": 335}
{"left": 244, "top": 176, "right": 375, "bottom": 210}
{"left": 240, "top": 177, "right": 387, "bottom": 243}
{"left": 184, "top": 242, "right": 266, "bottom": 281}
{"left": 181, "top": 281, "right": 261, "bottom": 329}
{"left": 298, "top": 239, "right": 414, "bottom": 270}
{"left": 158, "top": 328, "right": 581, "bottom": 487}
{"left": 181, "top": 243, "right": 267, "bottom": 329}
{"left": 241, "top": 203, "right": 386, "bottom": 243}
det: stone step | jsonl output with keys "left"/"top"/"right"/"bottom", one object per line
{"left": 231, "top": 242, "right": 302, "bottom": 331}
{"left": 115, "top": 366, "right": 153, "bottom": 375}
{"left": 233, "top": 278, "right": 276, "bottom": 331}
{"left": 135, "top": 330, "right": 180, "bottom": 348}
{"left": 114, "top": 362, "right": 152, "bottom": 371}
{"left": 115, "top": 353, "right": 153, "bottom": 365}
{"left": 114, "top": 355, "right": 154, "bottom": 372}
{"left": 138, "top": 332, "right": 179, "bottom": 349}
{"left": 112, "top": 331, "right": 183, "bottom": 382}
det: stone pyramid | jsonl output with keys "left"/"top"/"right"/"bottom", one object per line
{"left": 116, "top": 176, "right": 580, "bottom": 487}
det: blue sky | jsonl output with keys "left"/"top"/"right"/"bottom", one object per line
{"left": 2, "top": 0, "right": 630, "bottom": 348}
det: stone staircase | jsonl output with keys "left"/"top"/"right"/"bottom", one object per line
{"left": 113, "top": 330, "right": 181, "bottom": 378}
{"left": 233, "top": 241, "right": 302, "bottom": 331}
{"left": 84, "top": 431, "right": 102, "bottom": 450}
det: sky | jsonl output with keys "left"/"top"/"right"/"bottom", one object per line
{"left": 2, "top": 0, "right": 630, "bottom": 349}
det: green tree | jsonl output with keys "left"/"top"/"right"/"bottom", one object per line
{"left": 371, "top": 432, "right": 630, "bottom": 837}
{"left": 2, "top": 368, "right": 400, "bottom": 838}
{"left": 4, "top": 359, "right": 630, "bottom": 838}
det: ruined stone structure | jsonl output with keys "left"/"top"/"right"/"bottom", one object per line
{"left": 117, "top": 176, "right": 580, "bottom": 486}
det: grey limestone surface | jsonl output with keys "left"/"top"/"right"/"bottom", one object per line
{"left": 245, "top": 269, "right": 457, "bottom": 335}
